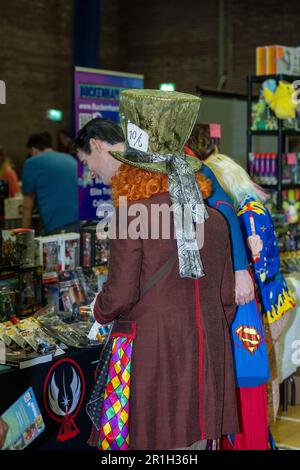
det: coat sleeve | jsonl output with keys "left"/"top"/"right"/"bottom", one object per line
{"left": 94, "top": 207, "right": 143, "bottom": 324}
{"left": 221, "top": 237, "right": 237, "bottom": 326}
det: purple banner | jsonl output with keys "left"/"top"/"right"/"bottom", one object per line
{"left": 74, "top": 67, "right": 144, "bottom": 221}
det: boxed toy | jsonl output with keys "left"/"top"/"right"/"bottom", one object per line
{"left": 266, "top": 45, "right": 300, "bottom": 76}
{"left": 43, "top": 283, "right": 60, "bottom": 311}
{"left": 256, "top": 47, "right": 267, "bottom": 76}
{"left": 282, "top": 153, "right": 298, "bottom": 183}
{"left": 0, "top": 270, "right": 19, "bottom": 321}
{"left": 35, "top": 236, "right": 59, "bottom": 272}
{"left": 257, "top": 45, "right": 300, "bottom": 76}
{"left": 58, "top": 268, "right": 89, "bottom": 319}
{"left": 57, "top": 233, "right": 80, "bottom": 271}
{"left": 18, "top": 267, "right": 43, "bottom": 317}
{"left": 80, "top": 224, "right": 110, "bottom": 268}
{"left": 2, "top": 228, "right": 35, "bottom": 267}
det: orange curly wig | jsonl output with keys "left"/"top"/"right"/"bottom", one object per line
{"left": 111, "top": 164, "right": 212, "bottom": 207}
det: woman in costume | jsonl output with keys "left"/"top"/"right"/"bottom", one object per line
{"left": 76, "top": 90, "right": 240, "bottom": 450}
{"left": 204, "top": 152, "right": 296, "bottom": 434}
{"left": 205, "top": 153, "right": 295, "bottom": 324}
{"left": 187, "top": 124, "right": 295, "bottom": 448}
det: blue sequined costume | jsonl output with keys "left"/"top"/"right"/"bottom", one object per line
{"left": 237, "top": 195, "right": 295, "bottom": 324}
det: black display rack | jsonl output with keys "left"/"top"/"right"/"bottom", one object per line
{"left": 247, "top": 74, "right": 300, "bottom": 209}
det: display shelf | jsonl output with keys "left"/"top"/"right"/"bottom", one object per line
{"left": 282, "top": 183, "right": 300, "bottom": 190}
{"left": 249, "top": 130, "right": 278, "bottom": 136}
{"left": 259, "top": 184, "right": 278, "bottom": 190}
{"left": 0, "top": 264, "right": 21, "bottom": 273}
{"left": 259, "top": 183, "right": 300, "bottom": 191}
{"left": 247, "top": 74, "right": 300, "bottom": 209}
{"left": 250, "top": 130, "right": 300, "bottom": 136}
{"left": 249, "top": 74, "right": 300, "bottom": 83}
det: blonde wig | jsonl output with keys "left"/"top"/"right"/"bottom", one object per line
{"left": 205, "top": 152, "right": 268, "bottom": 209}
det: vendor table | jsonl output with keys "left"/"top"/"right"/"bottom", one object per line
{"left": 0, "top": 345, "right": 102, "bottom": 450}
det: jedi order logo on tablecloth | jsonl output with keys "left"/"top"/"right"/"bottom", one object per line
{"left": 43, "top": 358, "right": 86, "bottom": 442}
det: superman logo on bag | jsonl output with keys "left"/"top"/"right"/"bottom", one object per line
{"left": 234, "top": 325, "right": 263, "bottom": 354}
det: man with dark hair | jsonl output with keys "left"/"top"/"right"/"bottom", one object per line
{"left": 22, "top": 131, "right": 78, "bottom": 234}
{"left": 75, "top": 117, "right": 253, "bottom": 306}
{"left": 27, "top": 131, "right": 52, "bottom": 152}
{"left": 75, "top": 118, "right": 124, "bottom": 185}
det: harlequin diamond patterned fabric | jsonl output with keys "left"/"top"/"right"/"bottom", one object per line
{"left": 99, "top": 337, "right": 133, "bottom": 450}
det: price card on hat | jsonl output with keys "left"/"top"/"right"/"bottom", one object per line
{"left": 127, "top": 122, "right": 149, "bottom": 152}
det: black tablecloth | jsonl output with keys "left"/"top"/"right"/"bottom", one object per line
{"left": 0, "top": 346, "right": 102, "bottom": 450}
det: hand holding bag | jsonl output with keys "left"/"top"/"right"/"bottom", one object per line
{"left": 230, "top": 298, "right": 270, "bottom": 388}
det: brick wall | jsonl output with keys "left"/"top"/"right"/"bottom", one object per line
{"left": 227, "top": 0, "right": 300, "bottom": 92}
{"left": 101, "top": 0, "right": 220, "bottom": 92}
{"left": 0, "top": 0, "right": 73, "bottom": 176}
{"left": 101, "top": 0, "right": 300, "bottom": 94}
{"left": 1, "top": 0, "right": 300, "bottom": 175}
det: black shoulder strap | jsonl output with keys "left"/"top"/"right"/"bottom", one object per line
{"left": 140, "top": 252, "right": 178, "bottom": 298}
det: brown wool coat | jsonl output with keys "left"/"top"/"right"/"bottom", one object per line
{"left": 94, "top": 192, "right": 240, "bottom": 450}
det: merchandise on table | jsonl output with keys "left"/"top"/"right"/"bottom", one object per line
{"left": 2, "top": 348, "right": 54, "bottom": 369}
{"left": 0, "top": 322, "right": 13, "bottom": 346}
{"left": 43, "top": 282, "right": 60, "bottom": 311}
{"left": 3, "top": 324, "right": 28, "bottom": 349}
{"left": 18, "top": 267, "right": 43, "bottom": 317}
{"left": 35, "top": 233, "right": 81, "bottom": 272}
{"left": 2, "top": 229, "right": 35, "bottom": 267}
{"left": 79, "top": 305, "right": 93, "bottom": 322}
{"left": 58, "top": 268, "right": 90, "bottom": 319}
{"left": 0, "top": 271, "right": 18, "bottom": 322}
{"left": 0, "top": 312, "right": 65, "bottom": 368}
{"left": 35, "top": 305, "right": 98, "bottom": 348}
{"left": 34, "top": 236, "right": 59, "bottom": 272}
{"left": 82, "top": 266, "right": 108, "bottom": 296}
{"left": 57, "top": 233, "right": 80, "bottom": 271}
{"left": 15, "top": 317, "right": 57, "bottom": 354}
{"left": 87, "top": 320, "right": 110, "bottom": 343}
{"left": 80, "top": 224, "right": 110, "bottom": 268}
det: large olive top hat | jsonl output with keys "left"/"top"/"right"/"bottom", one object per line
{"left": 110, "top": 88, "right": 208, "bottom": 280}
{"left": 110, "top": 89, "right": 202, "bottom": 173}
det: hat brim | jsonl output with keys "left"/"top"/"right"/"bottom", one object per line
{"left": 109, "top": 151, "right": 202, "bottom": 174}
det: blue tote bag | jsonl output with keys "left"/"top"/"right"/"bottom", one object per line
{"left": 230, "top": 298, "right": 270, "bottom": 388}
